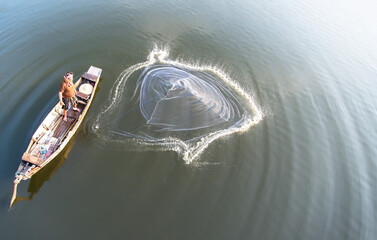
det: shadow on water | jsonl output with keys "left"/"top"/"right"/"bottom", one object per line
{"left": 11, "top": 139, "right": 75, "bottom": 206}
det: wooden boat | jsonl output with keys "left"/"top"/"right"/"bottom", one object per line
{"left": 10, "top": 66, "right": 102, "bottom": 208}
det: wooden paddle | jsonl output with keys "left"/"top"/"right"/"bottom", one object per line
{"left": 9, "top": 176, "right": 22, "bottom": 210}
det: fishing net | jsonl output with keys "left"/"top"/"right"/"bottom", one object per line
{"left": 92, "top": 49, "right": 263, "bottom": 162}
{"left": 138, "top": 65, "right": 239, "bottom": 132}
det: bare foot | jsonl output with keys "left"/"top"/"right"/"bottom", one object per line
{"left": 63, "top": 117, "right": 67, "bottom": 121}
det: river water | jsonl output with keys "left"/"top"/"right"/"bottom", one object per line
{"left": 1, "top": 0, "right": 376, "bottom": 239}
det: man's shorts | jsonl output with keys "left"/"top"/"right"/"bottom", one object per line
{"left": 62, "top": 96, "right": 78, "bottom": 110}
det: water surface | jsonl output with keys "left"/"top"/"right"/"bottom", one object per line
{"left": 0, "top": 0, "right": 376, "bottom": 239}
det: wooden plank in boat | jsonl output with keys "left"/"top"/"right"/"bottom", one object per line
{"left": 82, "top": 72, "right": 98, "bottom": 82}
{"left": 76, "top": 99, "right": 87, "bottom": 106}
{"left": 68, "top": 108, "right": 80, "bottom": 119}
{"left": 22, "top": 153, "right": 44, "bottom": 166}
{"left": 76, "top": 91, "right": 89, "bottom": 100}
{"left": 53, "top": 117, "right": 75, "bottom": 139}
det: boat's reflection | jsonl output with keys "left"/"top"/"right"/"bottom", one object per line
{"left": 12, "top": 139, "right": 75, "bottom": 205}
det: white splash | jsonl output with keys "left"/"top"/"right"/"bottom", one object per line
{"left": 92, "top": 47, "right": 263, "bottom": 164}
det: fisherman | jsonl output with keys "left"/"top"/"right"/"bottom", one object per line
{"left": 59, "top": 72, "right": 79, "bottom": 121}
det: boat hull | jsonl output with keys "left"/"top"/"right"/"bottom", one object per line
{"left": 15, "top": 66, "right": 102, "bottom": 180}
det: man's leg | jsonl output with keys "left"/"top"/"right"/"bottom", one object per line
{"left": 62, "top": 98, "right": 68, "bottom": 121}
{"left": 63, "top": 109, "right": 67, "bottom": 121}
{"left": 72, "top": 96, "right": 79, "bottom": 111}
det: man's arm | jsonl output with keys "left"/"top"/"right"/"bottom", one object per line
{"left": 59, "top": 91, "right": 64, "bottom": 105}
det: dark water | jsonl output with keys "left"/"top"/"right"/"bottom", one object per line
{"left": 1, "top": 0, "right": 377, "bottom": 239}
